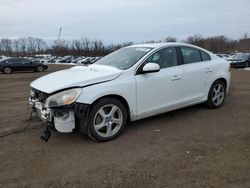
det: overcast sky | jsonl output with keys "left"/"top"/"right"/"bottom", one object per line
{"left": 0, "top": 0, "right": 249, "bottom": 43}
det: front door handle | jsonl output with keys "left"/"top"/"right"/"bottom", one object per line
{"left": 205, "top": 68, "right": 213, "bottom": 73}
{"left": 171, "top": 75, "right": 181, "bottom": 81}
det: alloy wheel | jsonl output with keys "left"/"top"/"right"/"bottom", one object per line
{"left": 37, "top": 66, "right": 43, "bottom": 72}
{"left": 93, "top": 104, "right": 123, "bottom": 138}
{"left": 4, "top": 67, "right": 12, "bottom": 74}
{"left": 212, "top": 83, "right": 225, "bottom": 106}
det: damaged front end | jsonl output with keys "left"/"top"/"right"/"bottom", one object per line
{"left": 29, "top": 88, "right": 90, "bottom": 141}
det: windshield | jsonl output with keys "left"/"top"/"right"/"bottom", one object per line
{"left": 232, "top": 54, "right": 248, "bottom": 59}
{"left": 95, "top": 47, "right": 152, "bottom": 70}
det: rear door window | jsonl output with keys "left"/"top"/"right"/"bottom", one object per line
{"left": 180, "top": 47, "right": 202, "bottom": 64}
{"left": 21, "top": 59, "right": 30, "bottom": 64}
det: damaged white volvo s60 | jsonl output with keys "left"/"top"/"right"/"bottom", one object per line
{"left": 29, "top": 43, "right": 231, "bottom": 141}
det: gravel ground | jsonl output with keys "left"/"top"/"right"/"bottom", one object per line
{"left": 0, "top": 65, "right": 249, "bottom": 188}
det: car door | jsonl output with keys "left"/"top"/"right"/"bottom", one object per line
{"left": 179, "top": 46, "right": 212, "bottom": 103}
{"left": 11, "top": 59, "right": 23, "bottom": 71}
{"left": 21, "top": 59, "right": 36, "bottom": 70}
{"left": 135, "top": 47, "right": 183, "bottom": 118}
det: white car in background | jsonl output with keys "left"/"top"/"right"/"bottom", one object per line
{"left": 77, "top": 57, "right": 90, "bottom": 64}
{"left": 29, "top": 43, "right": 231, "bottom": 141}
{"left": 0, "top": 55, "right": 8, "bottom": 60}
{"left": 217, "top": 54, "right": 232, "bottom": 61}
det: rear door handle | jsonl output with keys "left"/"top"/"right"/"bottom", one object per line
{"left": 205, "top": 68, "right": 213, "bottom": 73}
{"left": 171, "top": 75, "right": 181, "bottom": 81}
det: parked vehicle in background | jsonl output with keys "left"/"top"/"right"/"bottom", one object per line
{"left": 65, "top": 56, "right": 76, "bottom": 63}
{"left": 216, "top": 54, "right": 232, "bottom": 61}
{"left": 40, "top": 56, "right": 54, "bottom": 63}
{"left": 228, "top": 53, "right": 250, "bottom": 68}
{"left": 58, "top": 56, "right": 73, "bottom": 63}
{"left": 90, "top": 57, "right": 101, "bottom": 64}
{"left": 37, "top": 55, "right": 101, "bottom": 64}
{"left": 55, "top": 57, "right": 64, "bottom": 63}
{"left": 71, "top": 57, "right": 84, "bottom": 64}
{"left": 0, "top": 55, "right": 8, "bottom": 60}
{"left": 77, "top": 57, "right": 89, "bottom": 64}
{"left": 31, "top": 57, "right": 42, "bottom": 63}
{"left": 77, "top": 57, "right": 102, "bottom": 64}
{"left": 29, "top": 43, "right": 230, "bottom": 141}
{"left": 0, "top": 58, "right": 48, "bottom": 74}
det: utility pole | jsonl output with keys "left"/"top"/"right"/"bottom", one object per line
{"left": 57, "top": 27, "right": 62, "bottom": 56}
{"left": 57, "top": 27, "right": 62, "bottom": 42}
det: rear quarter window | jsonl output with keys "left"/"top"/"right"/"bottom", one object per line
{"left": 200, "top": 51, "right": 211, "bottom": 61}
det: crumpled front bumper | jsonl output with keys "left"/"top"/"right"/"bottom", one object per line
{"left": 29, "top": 97, "right": 52, "bottom": 122}
{"left": 29, "top": 97, "right": 76, "bottom": 133}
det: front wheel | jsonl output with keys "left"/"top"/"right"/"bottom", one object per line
{"left": 3, "top": 67, "right": 12, "bottom": 74}
{"left": 206, "top": 80, "right": 226, "bottom": 108}
{"left": 245, "top": 62, "right": 249, "bottom": 68}
{"left": 87, "top": 98, "right": 127, "bottom": 141}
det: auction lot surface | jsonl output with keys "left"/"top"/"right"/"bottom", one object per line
{"left": 0, "top": 65, "right": 249, "bottom": 188}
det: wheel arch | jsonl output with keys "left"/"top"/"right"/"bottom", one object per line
{"left": 90, "top": 94, "right": 131, "bottom": 122}
{"left": 207, "top": 76, "right": 228, "bottom": 99}
{"left": 215, "top": 77, "right": 227, "bottom": 89}
{"left": 209, "top": 75, "right": 228, "bottom": 90}
{"left": 2, "top": 66, "right": 13, "bottom": 73}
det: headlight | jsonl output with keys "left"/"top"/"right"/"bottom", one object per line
{"left": 45, "top": 88, "right": 81, "bottom": 108}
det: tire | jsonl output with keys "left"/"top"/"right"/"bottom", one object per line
{"left": 36, "top": 66, "right": 44, "bottom": 72}
{"left": 2, "top": 67, "right": 12, "bottom": 74}
{"left": 245, "top": 62, "right": 249, "bottom": 68}
{"left": 206, "top": 80, "right": 226, "bottom": 108}
{"left": 87, "top": 98, "right": 127, "bottom": 142}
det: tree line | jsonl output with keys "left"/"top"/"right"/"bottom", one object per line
{"left": 0, "top": 34, "right": 249, "bottom": 57}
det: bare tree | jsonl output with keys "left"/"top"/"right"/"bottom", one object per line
{"left": 0, "top": 38, "right": 12, "bottom": 56}
{"left": 163, "top": 36, "right": 177, "bottom": 42}
{"left": 13, "top": 39, "right": 20, "bottom": 55}
{"left": 19, "top": 38, "right": 27, "bottom": 56}
{"left": 27, "top": 37, "right": 38, "bottom": 55}
{"left": 35, "top": 38, "right": 46, "bottom": 53}
{"left": 72, "top": 39, "right": 82, "bottom": 56}
{"left": 81, "top": 38, "right": 90, "bottom": 55}
{"left": 0, "top": 33, "right": 247, "bottom": 57}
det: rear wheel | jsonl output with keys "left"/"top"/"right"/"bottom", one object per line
{"left": 245, "top": 62, "right": 249, "bottom": 68}
{"left": 87, "top": 98, "right": 127, "bottom": 141}
{"left": 36, "top": 66, "right": 44, "bottom": 72}
{"left": 3, "top": 67, "right": 12, "bottom": 74}
{"left": 206, "top": 80, "right": 226, "bottom": 108}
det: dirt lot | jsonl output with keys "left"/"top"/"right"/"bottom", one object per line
{"left": 0, "top": 65, "right": 249, "bottom": 188}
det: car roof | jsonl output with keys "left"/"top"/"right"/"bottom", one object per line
{"left": 127, "top": 42, "right": 213, "bottom": 55}
{"left": 128, "top": 42, "right": 204, "bottom": 49}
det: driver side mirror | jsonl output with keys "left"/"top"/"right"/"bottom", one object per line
{"left": 142, "top": 63, "right": 160, "bottom": 73}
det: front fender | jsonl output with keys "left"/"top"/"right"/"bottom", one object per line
{"left": 76, "top": 79, "right": 137, "bottom": 120}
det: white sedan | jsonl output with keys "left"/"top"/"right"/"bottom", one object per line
{"left": 29, "top": 43, "right": 231, "bottom": 141}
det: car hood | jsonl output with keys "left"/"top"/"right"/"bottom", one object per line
{"left": 30, "top": 65, "right": 122, "bottom": 94}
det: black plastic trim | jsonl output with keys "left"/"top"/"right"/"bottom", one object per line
{"left": 74, "top": 103, "right": 91, "bottom": 134}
